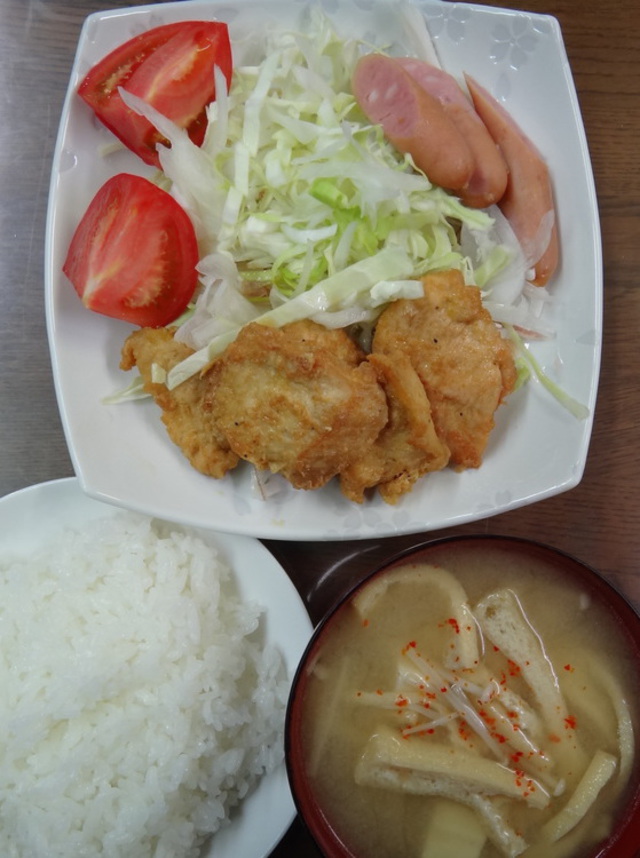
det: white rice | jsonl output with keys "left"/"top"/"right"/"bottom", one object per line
{"left": 0, "top": 512, "right": 288, "bottom": 858}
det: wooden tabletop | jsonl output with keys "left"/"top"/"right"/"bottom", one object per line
{"left": 1, "top": 0, "right": 638, "bottom": 854}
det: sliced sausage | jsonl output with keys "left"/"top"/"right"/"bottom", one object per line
{"left": 396, "top": 57, "right": 508, "bottom": 209}
{"left": 464, "top": 74, "right": 559, "bottom": 286}
{"left": 352, "top": 53, "right": 474, "bottom": 193}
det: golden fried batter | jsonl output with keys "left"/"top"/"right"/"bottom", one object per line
{"left": 207, "top": 320, "right": 388, "bottom": 491}
{"left": 373, "top": 270, "right": 516, "bottom": 469}
{"left": 121, "top": 327, "right": 239, "bottom": 479}
{"left": 120, "top": 270, "right": 516, "bottom": 503}
{"left": 340, "top": 351, "right": 450, "bottom": 504}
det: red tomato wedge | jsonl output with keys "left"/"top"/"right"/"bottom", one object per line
{"left": 78, "top": 21, "right": 232, "bottom": 168}
{"left": 63, "top": 173, "right": 199, "bottom": 328}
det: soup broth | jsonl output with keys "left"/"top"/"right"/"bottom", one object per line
{"left": 297, "top": 542, "right": 639, "bottom": 858}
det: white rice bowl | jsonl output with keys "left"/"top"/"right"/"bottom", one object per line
{"left": 0, "top": 512, "right": 288, "bottom": 858}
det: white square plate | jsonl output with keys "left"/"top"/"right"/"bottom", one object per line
{"left": 45, "top": 0, "right": 601, "bottom": 540}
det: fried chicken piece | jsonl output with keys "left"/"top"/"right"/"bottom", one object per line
{"left": 120, "top": 327, "right": 239, "bottom": 478}
{"left": 207, "top": 319, "right": 388, "bottom": 491}
{"left": 373, "top": 270, "right": 516, "bottom": 469}
{"left": 340, "top": 351, "right": 450, "bottom": 504}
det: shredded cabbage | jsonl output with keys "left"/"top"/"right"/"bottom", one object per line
{"left": 120, "top": 8, "right": 514, "bottom": 387}
{"left": 166, "top": 246, "right": 414, "bottom": 388}
{"left": 505, "top": 325, "right": 589, "bottom": 419}
{"left": 117, "top": 5, "right": 583, "bottom": 417}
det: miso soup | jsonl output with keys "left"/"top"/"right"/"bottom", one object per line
{"left": 293, "top": 540, "right": 640, "bottom": 858}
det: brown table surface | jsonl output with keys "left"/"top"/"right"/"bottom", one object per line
{"left": 1, "top": 0, "right": 638, "bottom": 854}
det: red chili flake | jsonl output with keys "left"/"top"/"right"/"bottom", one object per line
{"left": 510, "top": 751, "right": 524, "bottom": 764}
{"left": 362, "top": 619, "right": 369, "bottom": 628}
{"left": 507, "top": 710, "right": 518, "bottom": 720}
{"left": 446, "top": 617, "right": 460, "bottom": 634}
{"left": 507, "top": 659, "right": 522, "bottom": 678}
{"left": 478, "top": 710, "right": 496, "bottom": 727}
{"left": 376, "top": 689, "right": 384, "bottom": 696}
{"left": 493, "top": 645, "right": 500, "bottom": 652}
{"left": 458, "top": 722, "right": 472, "bottom": 742}
{"left": 427, "top": 728, "right": 435, "bottom": 734}
{"left": 440, "top": 687, "right": 448, "bottom": 693}
{"left": 564, "top": 663, "right": 574, "bottom": 673}
{"left": 564, "top": 715, "right": 577, "bottom": 730}
{"left": 395, "top": 696, "right": 409, "bottom": 708}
